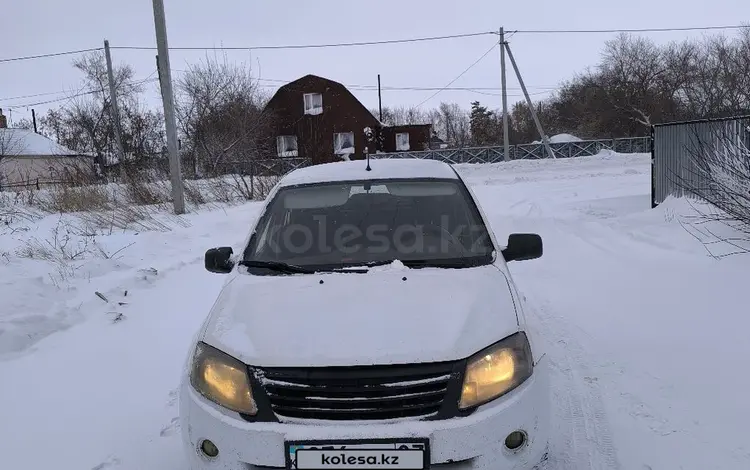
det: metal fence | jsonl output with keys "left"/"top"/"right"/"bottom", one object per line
{"left": 0, "top": 178, "right": 68, "bottom": 191}
{"left": 371, "top": 137, "right": 651, "bottom": 164}
{"left": 651, "top": 115, "right": 750, "bottom": 207}
{"left": 223, "top": 157, "right": 312, "bottom": 177}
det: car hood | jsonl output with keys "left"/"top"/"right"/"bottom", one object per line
{"left": 200, "top": 264, "right": 520, "bottom": 367}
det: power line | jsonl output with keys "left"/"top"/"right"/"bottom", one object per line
{"left": 168, "top": 69, "right": 558, "bottom": 92}
{"left": 3, "top": 24, "right": 748, "bottom": 64}
{"left": 0, "top": 90, "right": 76, "bottom": 102}
{"left": 512, "top": 24, "right": 750, "bottom": 34}
{"left": 249, "top": 76, "right": 557, "bottom": 91}
{"left": 4, "top": 77, "right": 159, "bottom": 109}
{"left": 0, "top": 47, "right": 103, "bottom": 64}
{"left": 1, "top": 32, "right": 489, "bottom": 64}
{"left": 110, "top": 31, "right": 497, "bottom": 51}
{"left": 415, "top": 43, "right": 498, "bottom": 108}
{"left": 250, "top": 82, "right": 551, "bottom": 98}
{"left": 2, "top": 70, "right": 558, "bottom": 106}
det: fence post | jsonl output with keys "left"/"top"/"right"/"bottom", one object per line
{"left": 36, "top": 178, "right": 40, "bottom": 190}
{"left": 650, "top": 126, "right": 657, "bottom": 208}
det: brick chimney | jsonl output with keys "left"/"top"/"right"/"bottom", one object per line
{"left": 0, "top": 108, "right": 7, "bottom": 128}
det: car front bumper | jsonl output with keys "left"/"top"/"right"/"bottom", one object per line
{"left": 179, "top": 357, "right": 550, "bottom": 470}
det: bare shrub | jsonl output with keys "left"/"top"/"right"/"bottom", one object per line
{"left": 204, "top": 177, "right": 238, "bottom": 203}
{"left": 0, "top": 196, "right": 41, "bottom": 226}
{"left": 15, "top": 216, "right": 95, "bottom": 262}
{"left": 231, "top": 174, "right": 253, "bottom": 200}
{"left": 183, "top": 180, "right": 207, "bottom": 206}
{"left": 123, "top": 176, "right": 170, "bottom": 206}
{"left": 253, "top": 175, "right": 281, "bottom": 199}
{"left": 38, "top": 184, "right": 112, "bottom": 213}
{"left": 14, "top": 216, "right": 136, "bottom": 286}
{"left": 675, "top": 118, "right": 750, "bottom": 257}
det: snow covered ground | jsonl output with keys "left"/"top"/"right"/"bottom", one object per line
{"left": 1, "top": 151, "right": 748, "bottom": 470}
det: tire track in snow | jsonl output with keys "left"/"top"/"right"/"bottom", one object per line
{"left": 527, "top": 298, "right": 622, "bottom": 470}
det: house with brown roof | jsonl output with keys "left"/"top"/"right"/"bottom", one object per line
{"left": 263, "top": 75, "right": 431, "bottom": 165}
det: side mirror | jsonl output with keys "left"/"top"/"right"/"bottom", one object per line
{"left": 205, "top": 247, "right": 235, "bottom": 274}
{"left": 501, "top": 233, "right": 543, "bottom": 262}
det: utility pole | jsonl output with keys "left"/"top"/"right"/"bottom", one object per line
{"left": 31, "top": 109, "right": 38, "bottom": 133}
{"left": 377, "top": 74, "right": 383, "bottom": 122}
{"left": 503, "top": 41, "right": 556, "bottom": 159}
{"left": 499, "top": 28, "right": 510, "bottom": 162}
{"left": 152, "top": 0, "right": 185, "bottom": 214}
{"left": 104, "top": 40, "right": 125, "bottom": 164}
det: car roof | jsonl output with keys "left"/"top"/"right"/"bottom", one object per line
{"left": 278, "top": 158, "right": 459, "bottom": 187}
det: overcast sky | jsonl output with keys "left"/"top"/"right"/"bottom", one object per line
{"left": 1, "top": 0, "right": 748, "bottom": 126}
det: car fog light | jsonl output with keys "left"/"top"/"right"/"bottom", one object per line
{"left": 504, "top": 430, "right": 527, "bottom": 450}
{"left": 200, "top": 439, "right": 219, "bottom": 458}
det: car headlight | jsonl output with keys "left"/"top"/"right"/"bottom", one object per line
{"left": 459, "top": 332, "right": 533, "bottom": 410}
{"left": 190, "top": 342, "right": 258, "bottom": 415}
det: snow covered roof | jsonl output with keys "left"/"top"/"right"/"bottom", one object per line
{"left": 549, "top": 133, "right": 583, "bottom": 144}
{"left": 279, "top": 158, "right": 458, "bottom": 187}
{"left": 0, "top": 128, "right": 87, "bottom": 157}
{"left": 533, "top": 133, "right": 584, "bottom": 144}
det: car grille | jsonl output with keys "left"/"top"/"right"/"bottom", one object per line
{"left": 254, "top": 361, "right": 459, "bottom": 421}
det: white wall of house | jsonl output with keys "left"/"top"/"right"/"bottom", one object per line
{"left": 0, "top": 155, "right": 95, "bottom": 187}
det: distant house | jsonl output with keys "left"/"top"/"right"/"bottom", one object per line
{"left": 429, "top": 133, "right": 449, "bottom": 150}
{"left": 263, "top": 75, "right": 431, "bottom": 165}
{"left": 0, "top": 123, "right": 95, "bottom": 189}
{"left": 381, "top": 124, "right": 432, "bottom": 154}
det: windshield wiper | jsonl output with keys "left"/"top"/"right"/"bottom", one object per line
{"left": 238, "top": 260, "right": 314, "bottom": 274}
{"left": 400, "top": 258, "right": 485, "bottom": 269}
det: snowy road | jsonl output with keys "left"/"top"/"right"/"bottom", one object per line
{"left": 1, "top": 152, "right": 748, "bottom": 469}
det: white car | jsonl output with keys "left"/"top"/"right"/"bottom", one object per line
{"left": 179, "top": 158, "right": 550, "bottom": 470}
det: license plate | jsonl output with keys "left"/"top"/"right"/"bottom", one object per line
{"left": 285, "top": 438, "right": 430, "bottom": 469}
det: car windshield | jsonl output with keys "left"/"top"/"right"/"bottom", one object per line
{"left": 242, "top": 178, "right": 495, "bottom": 273}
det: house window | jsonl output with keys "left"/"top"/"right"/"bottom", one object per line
{"left": 334, "top": 132, "right": 355, "bottom": 155}
{"left": 396, "top": 132, "right": 410, "bottom": 151}
{"left": 276, "top": 135, "right": 298, "bottom": 157}
{"left": 303, "top": 93, "right": 323, "bottom": 115}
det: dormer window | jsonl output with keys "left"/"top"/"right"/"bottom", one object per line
{"left": 303, "top": 93, "right": 323, "bottom": 115}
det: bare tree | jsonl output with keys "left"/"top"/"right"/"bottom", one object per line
{"left": 539, "top": 27, "right": 750, "bottom": 139}
{"left": 176, "top": 54, "right": 273, "bottom": 177}
{"left": 432, "top": 103, "right": 471, "bottom": 148}
{"left": 38, "top": 51, "right": 164, "bottom": 180}
{"left": 374, "top": 106, "right": 432, "bottom": 127}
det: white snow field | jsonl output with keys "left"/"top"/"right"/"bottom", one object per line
{"left": 1, "top": 151, "right": 748, "bottom": 470}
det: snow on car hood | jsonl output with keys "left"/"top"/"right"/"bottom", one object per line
{"left": 200, "top": 264, "right": 520, "bottom": 367}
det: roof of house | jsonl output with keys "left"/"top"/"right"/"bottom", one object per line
{"left": 0, "top": 128, "right": 86, "bottom": 157}
{"left": 278, "top": 158, "right": 458, "bottom": 187}
{"left": 265, "top": 74, "right": 381, "bottom": 123}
